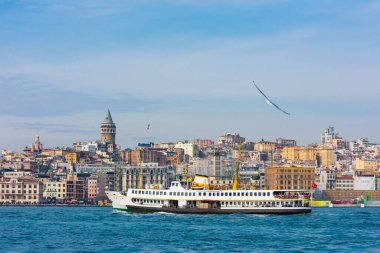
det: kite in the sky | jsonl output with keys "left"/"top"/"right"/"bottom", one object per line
{"left": 252, "top": 81, "right": 290, "bottom": 115}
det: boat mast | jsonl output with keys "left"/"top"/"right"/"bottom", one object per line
{"left": 232, "top": 142, "right": 242, "bottom": 190}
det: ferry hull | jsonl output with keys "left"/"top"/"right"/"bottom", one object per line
{"left": 124, "top": 205, "right": 312, "bottom": 214}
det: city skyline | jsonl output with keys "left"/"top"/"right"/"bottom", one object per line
{"left": 1, "top": 1, "right": 380, "bottom": 150}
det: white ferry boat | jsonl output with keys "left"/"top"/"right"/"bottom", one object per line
{"left": 106, "top": 180, "right": 311, "bottom": 214}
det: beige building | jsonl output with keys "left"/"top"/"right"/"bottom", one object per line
{"left": 355, "top": 158, "right": 378, "bottom": 171}
{"left": 254, "top": 141, "right": 276, "bottom": 153}
{"left": 316, "top": 148, "right": 336, "bottom": 168}
{"left": 265, "top": 166, "right": 315, "bottom": 190}
{"left": 281, "top": 146, "right": 316, "bottom": 161}
{"left": 0, "top": 176, "right": 43, "bottom": 204}
{"left": 335, "top": 175, "right": 354, "bottom": 190}
{"left": 43, "top": 179, "right": 67, "bottom": 202}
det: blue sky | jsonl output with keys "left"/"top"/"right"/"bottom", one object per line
{"left": 1, "top": 0, "right": 380, "bottom": 150}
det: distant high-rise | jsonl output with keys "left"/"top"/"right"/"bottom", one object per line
{"left": 321, "top": 126, "right": 337, "bottom": 144}
{"left": 100, "top": 109, "right": 116, "bottom": 145}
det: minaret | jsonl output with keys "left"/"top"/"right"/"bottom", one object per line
{"left": 100, "top": 109, "right": 116, "bottom": 145}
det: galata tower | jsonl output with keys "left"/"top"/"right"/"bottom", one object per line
{"left": 100, "top": 109, "right": 116, "bottom": 145}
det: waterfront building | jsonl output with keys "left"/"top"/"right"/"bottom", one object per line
{"left": 0, "top": 176, "right": 43, "bottom": 204}
{"left": 322, "top": 190, "right": 380, "bottom": 201}
{"left": 335, "top": 175, "right": 354, "bottom": 191}
{"left": 354, "top": 172, "right": 376, "bottom": 190}
{"left": 43, "top": 179, "right": 67, "bottom": 203}
{"left": 87, "top": 178, "right": 98, "bottom": 202}
{"left": 100, "top": 109, "right": 116, "bottom": 146}
{"left": 265, "top": 166, "right": 315, "bottom": 190}
{"left": 319, "top": 169, "right": 336, "bottom": 190}
{"left": 66, "top": 179, "right": 86, "bottom": 202}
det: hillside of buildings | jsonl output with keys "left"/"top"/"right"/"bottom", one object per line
{"left": 1, "top": 111, "right": 379, "bottom": 205}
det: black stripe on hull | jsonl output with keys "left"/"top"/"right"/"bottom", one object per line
{"left": 125, "top": 205, "right": 312, "bottom": 214}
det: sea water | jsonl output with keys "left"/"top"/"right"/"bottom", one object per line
{"left": 1, "top": 207, "right": 379, "bottom": 252}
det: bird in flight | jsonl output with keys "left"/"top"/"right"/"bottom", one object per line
{"left": 252, "top": 81, "right": 290, "bottom": 115}
{"left": 147, "top": 123, "right": 150, "bottom": 130}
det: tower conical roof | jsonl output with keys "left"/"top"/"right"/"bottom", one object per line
{"left": 102, "top": 109, "right": 114, "bottom": 124}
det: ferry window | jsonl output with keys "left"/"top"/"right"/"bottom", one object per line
{"left": 259, "top": 192, "right": 262, "bottom": 196}
{"left": 181, "top": 192, "right": 184, "bottom": 196}
{"left": 138, "top": 190, "right": 141, "bottom": 194}
{"left": 250, "top": 192, "right": 253, "bottom": 196}
{"left": 185, "top": 192, "right": 188, "bottom": 196}
{"left": 237, "top": 193, "right": 240, "bottom": 196}
{"left": 169, "top": 192, "right": 172, "bottom": 196}
{"left": 267, "top": 192, "right": 271, "bottom": 196}
{"left": 216, "top": 193, "right": 219, "bottom": 196}
{"left": 246, "top": 192, "right": 249, "bottom": 196}
{"left": 254, "top": 192, "right": 257, "bottom": 196}
{"left": 233, "top": 193, "right": 236, "bottom": 196}
{"left": 203, "top": 192, "right": 206, "bottom": 196}
{"left": 229, "top": 193, "right": 232, "bottom": 196}
{"left": 263, "top": 192, "right": 266, "bottom": 196}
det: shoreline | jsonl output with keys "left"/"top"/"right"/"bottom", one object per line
{"left": 0, "top": 204, "right": 112, "bottom": 207}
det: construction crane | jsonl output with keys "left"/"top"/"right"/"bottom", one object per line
{"left": 232, "top": 143, "right": 242, "bottom": 190}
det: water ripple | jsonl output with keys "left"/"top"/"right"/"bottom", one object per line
{"left": 0, "top": 207, "right": 379, "bottom": 252}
